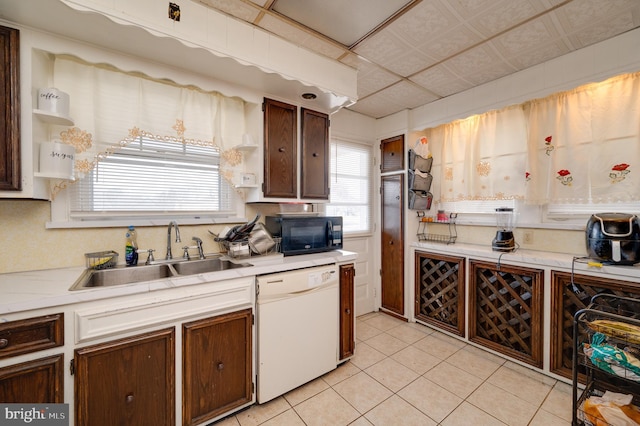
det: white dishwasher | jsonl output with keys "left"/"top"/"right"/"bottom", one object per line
{"left": 256, "top": 264, "right": 339, "bottom": 403}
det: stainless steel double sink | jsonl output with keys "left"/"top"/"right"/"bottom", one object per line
{"left": 69, "top": 257, "right": 251, "bottom": 291}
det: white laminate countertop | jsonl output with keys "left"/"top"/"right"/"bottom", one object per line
{"left": 0, "top": 250, "right": 358, "bottom": 315}
{"left": 412, "top": 242, "right": 640, "bottom": 282}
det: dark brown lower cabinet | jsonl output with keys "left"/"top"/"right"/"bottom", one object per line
{"left": 182, "top": 309, "right": 252, "bottom": 426}
{"left": 75, "top": 328, "right": 175, "bottom": 426}
{"left": 550, "top": 270, "right": 640, "bottom": 380}
{"left": 339, "top": 263, "right": 355, "bottom": 361}
{"left": 0, "top": 355, "right": 63, "bottom": 403}
{"left": 414, "top": 251, "right": 465, "bottom": 337}
{"left": 469, "top": 260, "right": 544, "bottom": 368}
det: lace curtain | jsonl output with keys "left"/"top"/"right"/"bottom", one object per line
{"left": 50, "top": 55, "right": 246, "bottom": 190}
{"left": 426, "top": 105, "right": 528, "bottom": 203}
{"left": 526, "top": 72, "right": 640, "bottom": 204}
{"left": 425, "top": 71, "right": 640, "bottom": 206}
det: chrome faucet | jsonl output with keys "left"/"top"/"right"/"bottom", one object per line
{"left": 166, "top": 220, "right": 181, "bottom": 260}
{"left": 192, "top": 237, "right": 205, "bottom": 259}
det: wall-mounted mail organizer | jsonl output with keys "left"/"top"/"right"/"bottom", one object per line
{"left": 408, "top": 149, "right": 433, "bottom": 210}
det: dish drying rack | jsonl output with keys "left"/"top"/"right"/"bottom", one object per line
{"left": 212, "top": 234, "right": 281, "bottom": 259}
{"left": 416, "top": 212, "right": 457, "bottom": 244}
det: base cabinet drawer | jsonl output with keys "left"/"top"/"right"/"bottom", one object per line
{"left": 468, "top": 260, "right": 544, "bottom": 368}
{"left": 0, "top": 313, "right": 64, "bottom": 359}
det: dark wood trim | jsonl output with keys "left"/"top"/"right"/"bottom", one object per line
{"left": 0, "top": 25, "right": 21, "bottom": 191}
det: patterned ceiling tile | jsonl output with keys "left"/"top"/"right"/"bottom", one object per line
{"left": 444, "top": 43, "right": 504, "bottom": 77}
{"left": 357, "top": 67, "right": 402, "bottom": 98}
{"left": 492, "top": 15, "right": 560, "bottom": 57}
{"left": 387, "top": 0, "right": 460, "bottom": 45}
{"left": 410, "top": 65, "right": 476, "bottom": 97}
{"left": 353, "top": 29, "right": 412, "bottom": 65}
{"left": 258, "top": 13, "right": 312, "bottom": 44}
{"left": 376, "top": 43, "right": 437, "bottom": 77}
{"left": 464, "top": 0, "right": 543, "bottom": 37}
{"left": 196, "top": 0, "right": 260, "bottom": 22}
{"left": 462, "top": 57, "right": 518, "bottom": 86}
{"left": 415, "top": 24, "right": 483, "bottom": 61}
{"left": 376, "top": 80, "right": 441, "bottom": 109}
{"left": 567, "top": 10, "right": 639, "bottom": 48}
{"left": 506, "top": 39, "right": 569, "bottom": 70}
{"left": 556, "top": 0, "right": 639, "bottom": 31}
{"left": 347, "top": 93, "right": 405, "bottom": 118}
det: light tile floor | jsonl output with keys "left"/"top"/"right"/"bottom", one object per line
{"left": 215, "top": 312, "right": 573, "bottom": 426}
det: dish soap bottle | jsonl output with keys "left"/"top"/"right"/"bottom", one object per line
{"left": 125, "top": 225, "right": 139, "bottom": 266}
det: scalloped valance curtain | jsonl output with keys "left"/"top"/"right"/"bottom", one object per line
{"left": 425, "top": 71, "right": 640, "bottom": 206}
{"left": 51, "top": 55, "right": 246, "bottom": 186}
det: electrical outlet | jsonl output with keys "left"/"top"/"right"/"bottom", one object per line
{"left": 523, "top": 231, "right": 534, "bottom": 244}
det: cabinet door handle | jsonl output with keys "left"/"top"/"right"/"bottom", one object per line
{"left": 0, "top": 338, "right": 8, "bottom": 349}
{"left": 278, "top": 147, "right": 285, "bottom": 152}
{"left": 217, "top": 362, "right": 224, "bottom": 371}
{"left": 125, "top": 393, "right": 134, "bottom": 403}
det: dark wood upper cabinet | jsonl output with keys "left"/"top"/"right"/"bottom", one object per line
{"left": 380, "top": 135, "right": 404, "bottom": 173}
{"left": 300, "top": 107, "right": 329, "bottom": 200}
{"left": 0, "top": 25, "right": 21, "bottom": 191}
{"left": 263, "top": 97, "right": 297, "bottom": 198}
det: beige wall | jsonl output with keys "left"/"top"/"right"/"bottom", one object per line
{"left": 0, "top": 199, "right": 233, "bottom": 273}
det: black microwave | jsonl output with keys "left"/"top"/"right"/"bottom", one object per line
{"left": 265, "top": 216, "right": 343, "bottom": 256}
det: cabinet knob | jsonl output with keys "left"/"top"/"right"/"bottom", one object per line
{"left": 0, "top": 338, "right": 8, "bottom": 349}
{"left": 312, "top": 153, "right": 318, "bottom": 157}
{"left": 389, "top": 241, "right": 394, "bottom": 245}
{"left": 278, "top": 147, "right": 285, "bottom": 152}
{"left": 217, "top": 362, "right": 224, "bottom": 371}
{"left": 345, "top": 308, "right": 351, "bottom": 314}
{"left": 125, "top": 393, "right": 134, "bottom": 403}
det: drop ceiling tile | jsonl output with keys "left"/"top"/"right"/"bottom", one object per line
{"left": 491, "top": 15, "right": 560, "bottom": 57}
{"left": 248, "top": 0, "right": 269, "bottom": 7}
{"left": 463, "top": 59, "right": 518, "bottom": 86}
{"left": 347, "top": 94, "right": 405, "bottom": 118}
{"left": 555, "top": 0, "right": 639, "bottom": 32}
{"left": 377, "top": 81, "right": 441, "bottom": 109}
{"left": 377, "top": 45, "right": 437, "bottom": 77}
{"left": 464, "top": 0, "right": 543, "bottom": 37}
{"left": 567, "top": 10, "right": 640, "bottom": 48}
{"left": 386, "top": 0, "right": 460, "bottom": 45}
{"left": 353, "top": 26, "right": 413, "bottom": 65}
{"left": 197, "top": 0, "right": 260, "bottom": 22}
{"left": 506, "top": 40, "right": 569, "bottom": 70}
{"left": 444, "top": 43, "right": 504, "bottom": 77}
{"left": 410, "top": 65, "right": 475, "bottom": 97}
{"left": 445, "top": 0, "right": 509, "bottom": 19}
{"left": 258, "top": 13, "right": 312, "bottom": 44}
{"left": 357, "top": 67, "right": 402, "bottom": 98}
{"left": 415, "top": 25, "right": 483, "bottom": 61}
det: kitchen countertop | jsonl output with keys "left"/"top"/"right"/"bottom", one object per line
{"left": 412, "top": 242, "right": 640, "bottom": 281}
{"left": 0, "top": 250, "right": 358, "bottom": 315}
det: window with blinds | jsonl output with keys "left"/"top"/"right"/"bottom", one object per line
{"left": 326, "top": 139, "right": 373, "bottom": 234}
{"left": 70, "top": 136, "right": 235, "bottom": 217}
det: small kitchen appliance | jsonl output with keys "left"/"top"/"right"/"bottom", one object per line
{"left": 586, "top": 213, "right": 640, "bottom": 265}
{"left": 492, "top": 207, "right": 516, "bottom": 252}
{"left": 265, "top": 215, "right": 342, "bottom": 256}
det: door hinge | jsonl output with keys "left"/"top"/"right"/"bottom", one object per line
{"left": 69, "top": 359, "right": 75, "bottom": 376}
{"left": 252, "top": 382, "right": 255, "bottom": 394}
{"left": 252, "top": 313, "right": 255, "bottom": 325}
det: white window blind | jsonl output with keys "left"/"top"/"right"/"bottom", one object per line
{"left": 326, "top": 139, "right": 373, "bottom": 234}
{"left": 70, "top": 136, "right": 235, "bottom": 217}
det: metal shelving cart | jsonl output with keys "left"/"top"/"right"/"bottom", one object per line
{"left": 572, "top": 294, "right": 640, "bottom": 425}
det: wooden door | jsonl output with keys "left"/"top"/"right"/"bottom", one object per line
{"left": 263, "top": 98, "right": 297, "bottom": 198}
{"left": 300, "top": 108, "right": 329, "bottom": 199}
{"left": 0, "top": 355, "right": 63, "bottom": 403}
{"left": 0, "top": 25, "right": 21, "bottom": 191}
{"left": 380, "top": 135, "right": 404, "bottom": 173}
{"left": 381, "top": 174, "right": 404, "bottom": 316}
{"left": 339, "top": 264, "right": 355, "bottom": 361}
{"left": 182, "top": 309, "right": 252, "bottom": 426}
{"left": 75, "top": 328, "right": 175, "bottom": 426}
